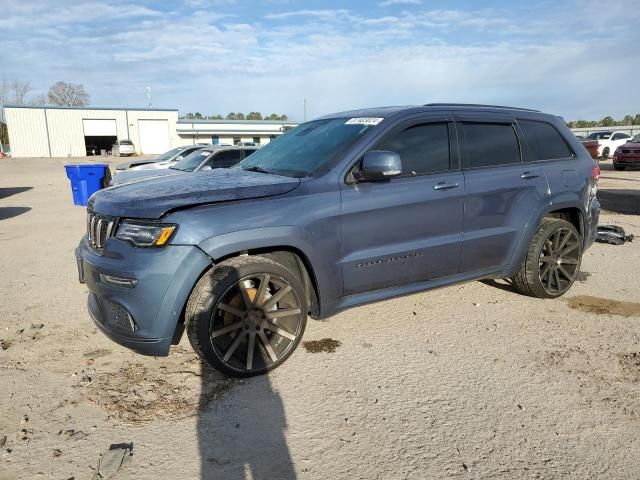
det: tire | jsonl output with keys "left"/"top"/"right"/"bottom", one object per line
{"left": 186, "top": 255, "right": 307, "bottom": 377}
{"left": 601, "top": 148, "right": 609, "bottom": 160}
{"left": 511, "top": 218, "right": 582, "bottom": 299}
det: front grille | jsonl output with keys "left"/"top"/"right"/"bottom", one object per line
{"left": 620, "top": 149, "right": 639, "bottom": 155}
{"left": 87, "top": 211, "right": 117, "bottom": 252}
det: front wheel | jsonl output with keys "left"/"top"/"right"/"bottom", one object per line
{"left": 186, "top": 256, "right": 307, "bottom": 377}
{"left": 511, "top": 218, "right": 582, "bottom": 298}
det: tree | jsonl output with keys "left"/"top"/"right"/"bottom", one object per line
{"left": 600, "top": 116, "right": 615, "bottom": 127}
{"left": 226, "top": 112, "right": 237, "bottom": 120}
{"left": 8, "top": 80, "right": 32, "bottom": 105}
{"left": 622, "top": 115, "right": 634, "bottom": 126}
{"left": 280, "top": 114, "right": 288, "bottom": 121}
{"left": 246, "top": 112, "right": 263, "bottom": 120}
{"left": 193, "top": 112, "right": 203, "bottom": 119}
{"left": 634, "top": 114, "right": 640, "bottom": 126}
{"left": 29, "top": 94, "right": 46, "bottom": 107}
{"left": 47, "top": 81, "right": 89, "bottom": 106}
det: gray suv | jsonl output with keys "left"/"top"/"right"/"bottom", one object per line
{"left": 76, "top": 104, "right": 600, "bottom": 377}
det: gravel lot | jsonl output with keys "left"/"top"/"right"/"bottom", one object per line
{"left": 1, "top": 157, "right": 639, "bottom": 479}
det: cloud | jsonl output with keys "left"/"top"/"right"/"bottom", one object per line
{"left": 0, "top": 1, "right": 638, "bottom": 120}
{"left": 379, "top": 0, "right": 421, "bottom": 6}
{"left": 265, "top": 9, "right": 350, "bottom": 20}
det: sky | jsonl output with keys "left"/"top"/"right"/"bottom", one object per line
{"left": 0, "top": 0, "right": 638, "bottom": 121}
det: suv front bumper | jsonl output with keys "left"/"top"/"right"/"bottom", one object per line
{"left": 75, "top": 236, "right": 211, "bottom": 356}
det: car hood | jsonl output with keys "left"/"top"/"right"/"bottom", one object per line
{"left": 620, "top": 142, "right": 640, "bottom": 150}
{"left": 115, "top": 159, "right": 158, "bottom": 171}
{"left": 89, "top": 168, "right": 301, "bottom": 219}
{"left": 111, "top": 168, "right": 180, "bottom": 186}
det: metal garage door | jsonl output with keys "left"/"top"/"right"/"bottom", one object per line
{"left": 83, "top": 119, "right": 117, "bottom": 136}
{"left": 138, "top": 120, "right": 169, "bottom": 154}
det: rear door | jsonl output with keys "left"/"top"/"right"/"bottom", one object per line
{"left": 457, "top": 117, "right": 550, "bottom": 273}
{"left": 339, "top": 116, "right": 465, "bottom": 295}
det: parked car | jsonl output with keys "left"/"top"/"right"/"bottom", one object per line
{"left": 76, "top": 103, "right": 600, "bottom": 377}
{"left": 112, "top": 140, "right": 135, "bottom": 157}
{"left": 583, "top": 131, "right": 633, "bottom": 159}
{"left": 581, "top": 139, "right": 600, "bottom": 160}
{"left": 613, "top": 133, "right": 640, "bottom": 170}
{"left": 115, "top": 145, "right": 205, "bottom": 173}
{"left": 110, "top": 146, "right": 257, "bottom": 186}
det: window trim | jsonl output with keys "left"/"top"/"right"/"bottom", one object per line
{"left": 515, "top": 118, "right": 576, "bottom": 163}
{"left": 345, "top": 116, "right": 458, "bottom": 183}
{"left": 458, "top": 120, "right": 523, "bottom": 170}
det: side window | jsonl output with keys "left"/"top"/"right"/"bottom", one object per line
{"left": 243, "top": 149, "right": 256, "bottom": 158}
{"left": 612, "top": 133, "right": 630, "bottom": 140}
{"left": 375, "top": 122, "right": 450, "bottom": 176}
{"left": 518, "top": 120, "right": 573, "bottom": 160}
{"left": 462, "top": 123, "right": 520, "bottom": 168}
{"left": 211, "top": 150, "right": 243, "bottom": 168}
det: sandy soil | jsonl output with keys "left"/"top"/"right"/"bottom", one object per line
{"left": 1, "top": 157, "right": 639, "bottom": 479}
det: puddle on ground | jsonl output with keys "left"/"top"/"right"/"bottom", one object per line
{"left": 302, "top": 338, "right": 342, "bottom": 353}
{"left": 567, "top": 295, "right": 640, "bottom": 317}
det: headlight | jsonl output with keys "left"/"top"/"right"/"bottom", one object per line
{"left": 116, "top": 220, "right": 176, "bottom": 247}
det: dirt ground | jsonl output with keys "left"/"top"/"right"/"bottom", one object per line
{"left": 1, "top": 157, "right": 639, "bottom": 479}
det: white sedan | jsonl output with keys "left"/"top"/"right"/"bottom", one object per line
{"left": 583, "top": 131, "right": 633, "bottom": 159}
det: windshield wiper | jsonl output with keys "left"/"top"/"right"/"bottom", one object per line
{"left": 242, "top": 166, "right": 273, "bottom": 174}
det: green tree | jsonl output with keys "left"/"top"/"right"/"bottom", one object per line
{"left": 622, "top": 115, "right": 634, "bottom": 126}
{"left": 226, "top": 112, "right": 237, "bottom": 120}
{"left": 280, "top": 114, "right": 288, "bottom": 121}
{"left": 246, "top": 112, "right": 263, "bottom": 120}
{"left": 0, "top": 122, "right": 8, "bottom": 145}
{"left": 634, "top": 114, "right": 640, "bottom": 125}
{"left": 194, "top": 112, "right": 203, "bottom": 119}
{"left": 600, "top": 116, "right": 615, "bottom": 127}
{"left": 236, "top": 113, "right": 245, "bottom": 120}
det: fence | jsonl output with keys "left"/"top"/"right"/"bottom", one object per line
{"left": 571, "top": 125, "right": 640, "bottom": 137}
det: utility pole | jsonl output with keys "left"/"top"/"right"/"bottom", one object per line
{"left": 303, "top": 98, "right": 307, "bottom": 122}
{"left": 146, "top": 86, "right": 152, "bottom": 109}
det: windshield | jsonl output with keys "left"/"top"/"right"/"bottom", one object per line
{"left": 155, "top": 147, "right": 184, "bottom": 162}
{"left": 632, "top": 134, "right": 640, "bottom": 143}
{"left": 585, "top": 132, "right": 612, "bottom": 140}
{"left": 239, "top": 118, "right": 379, "bottom": 177}
{"left": 171, "top": 150, "right": 212, "bottom": 171}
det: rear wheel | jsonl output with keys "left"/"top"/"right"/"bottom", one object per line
{"left": 186, "top": 256, "right": 307, "bottom": 377}
{"left": 601, "top": 147, "right": 610, "bottom": 160}
{"left": 511, "top": 218, "right": 582, "bottom": 299}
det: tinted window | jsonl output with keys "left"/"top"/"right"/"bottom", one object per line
{"left": 243, "top": 149, "right": 257, "bottom": 158}
{"left": 463, "top": 123, "right": 520, "bottom": 168}
{"left": 376, "top": 123, "right": 450, "bottom": 175}
{"left": 518, "top": 120, "right": 573, "bottom": 160}
{"left": 211, "top": 150, "right": 243, "bottom": 168}
{"left": 612, "top": 133, "right": 630, "bottom": 140}
{"left": 171, "top": 150, "right": 213, "bottom": 171}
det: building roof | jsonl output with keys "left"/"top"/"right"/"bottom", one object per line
{"left": 177, "top": 119, "right": 295, "bottom": 125}
{"left": 3, "top": 105, "right": 178, "bottom": 112}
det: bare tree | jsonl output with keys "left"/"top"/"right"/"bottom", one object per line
{"left": 29, "top": 94, "right": 47, "bottom": 107}
{"left": 8, "top": 80, "right": 32, "bottom": 105}
{"left": 47, "top": 81, "right": 90, "bottom": 106}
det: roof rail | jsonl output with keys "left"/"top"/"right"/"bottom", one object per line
{"left": 425, "top": 103, "right": 540, "bottom": 112}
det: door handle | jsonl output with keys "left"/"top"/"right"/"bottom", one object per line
{"left": 520, "top": 171, "right": 540, "bottom": 179}
{"left": 433, "top": 182, "right": 459, "bottom": 191}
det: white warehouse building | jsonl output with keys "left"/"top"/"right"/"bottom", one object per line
{"left": 4, "top": 105, "right": 297, "bottom": 158}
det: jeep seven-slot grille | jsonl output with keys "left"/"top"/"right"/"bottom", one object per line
{"left": 87, "top": 212, "right": 117, "bottom": 252}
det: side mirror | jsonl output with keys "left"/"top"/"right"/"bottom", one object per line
{"left": 355, "top": 150, "right": 402, "bottom": 182}
{"left": 201, "top": 165, "right": 212, "bottom": 171}
{"left": 175, "top": 155, "right": 184, "bottom": 161}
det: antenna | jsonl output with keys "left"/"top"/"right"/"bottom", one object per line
{"left": 146, "top": 86, "right": 152, "bottom": 109}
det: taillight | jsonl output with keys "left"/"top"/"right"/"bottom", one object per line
{"left": 592, "top": 165, "right": 600, "bottom": 181}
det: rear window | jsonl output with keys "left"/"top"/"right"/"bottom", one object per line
{"left": 462, "top": 123, "right": 521, "bottom": 168}
{"left": 518, "top": 120, "right": 573, "bottom": 160}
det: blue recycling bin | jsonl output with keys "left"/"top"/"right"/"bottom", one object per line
{"left": 64, "top": 164, "right": 110, "bottom": 206}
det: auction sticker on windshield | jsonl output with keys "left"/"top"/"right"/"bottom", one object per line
{"left": 345, "top": 117, "right": 384, "bottom": 126}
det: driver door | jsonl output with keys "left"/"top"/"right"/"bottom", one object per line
{"left": 339, "top": 117, "right": 465, "bottom": 296}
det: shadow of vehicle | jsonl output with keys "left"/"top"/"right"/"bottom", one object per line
{"left": 198, "top": 366, "right": 296, "bottom": 479}
{"left": 0, "top": 186, "right": 33, "bottom": 199}
{"left": 0, "top": 206, "right": 31, "bottom": 221}
{"left": 597, "top": 189, "right": 640, "bottom": 215}
{"left": 480, "top": 278, "right": 516, "bottom": 293}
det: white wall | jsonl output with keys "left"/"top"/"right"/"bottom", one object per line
{"left": 5, "top": 107, "right": 180, "bottom": 157}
